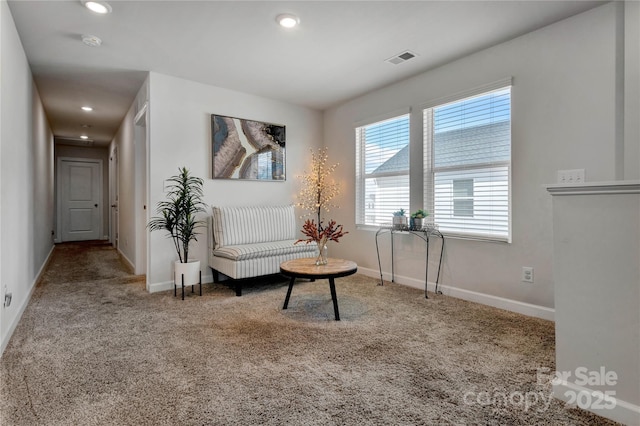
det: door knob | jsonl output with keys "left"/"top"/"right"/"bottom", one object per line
{"left": 95, "top": 204, "right": 98, "bottom": 207}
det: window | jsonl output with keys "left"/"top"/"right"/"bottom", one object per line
{"left": 453, "top": 178, "right": 474, "bottom": 217}
{"left": 424, "top": 83, "right": 511, "bottom": 241}
{"left": 355, "top": 113, "right": 410, "bottom": 227}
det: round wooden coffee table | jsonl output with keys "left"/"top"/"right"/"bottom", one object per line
{"left": 280, "top": 257, "right": 358, "bottom": 321}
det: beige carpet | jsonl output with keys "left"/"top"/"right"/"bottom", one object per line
{"left": 0, "top": 242, "right": 616, "bottom": 425}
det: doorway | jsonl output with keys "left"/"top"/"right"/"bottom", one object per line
{"left": 57, "top": 157, "right": 103, "bottom": 242}
{"left": 134, "top": 102, "right": 148, "bottom": 277}
{"left": 110, "top": 147, "right": 119, "bottom": 248}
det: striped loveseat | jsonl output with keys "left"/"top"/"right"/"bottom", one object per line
{"left": 208, "top": 205, "right": 317, "bottom": 296}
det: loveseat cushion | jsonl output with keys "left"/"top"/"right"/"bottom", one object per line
{"left": 213, "top": 240, "right": 316, "bottom": 261}
{"left": 211, "top": 205, "right": 296, "bottom": 249}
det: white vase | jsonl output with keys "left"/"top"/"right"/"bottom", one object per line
{"left": 392, "top": 216, "right": 407, "bottom": 230}
{"left": 174, "top": 259, "right": 201, "bottom": 287}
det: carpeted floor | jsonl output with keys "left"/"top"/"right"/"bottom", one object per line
{"left": 0, "top": 242, "right": 617, "bottom": 425}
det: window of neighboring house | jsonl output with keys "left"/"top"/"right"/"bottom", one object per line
{"left": 453, "top": 178, "right": 474, "bottom": 217}
{"left": 355, "top": 113, "right": 410, "bottom": 227}
{"left": 424, "top": 82, "right": 512, "bottom": 242}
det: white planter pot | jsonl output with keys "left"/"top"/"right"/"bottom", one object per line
{"left": 392, "top": 216, "right": 407, "bottom": 230}
{"left": 174, "top": 260, "right": 201, "bottom": 287}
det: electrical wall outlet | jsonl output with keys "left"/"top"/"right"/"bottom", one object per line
{"left": 522, "top": 267, "right": 534, "bottom": 283}
{"left": 557, "top": 169, "right": 585, "bottom": 184}
{"left": 3, "top": 285, "right": 11, "bottom": 308}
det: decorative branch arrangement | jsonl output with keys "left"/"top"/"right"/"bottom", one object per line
{"left": 296, "top": 147, "right": 341, "bottom": 225}
{"left": 296, "top": 148, "right": 348, "bottom": 264}
{"left": 296, "top": 219, "right": 347, "bottom": 247}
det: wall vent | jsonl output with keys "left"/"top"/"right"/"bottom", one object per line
{"left": 386, "top": 50, "right": 417, "bottom": 65}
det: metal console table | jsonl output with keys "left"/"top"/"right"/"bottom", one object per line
{"left": 375, "top": 225, "right": 445, "bottom": 298}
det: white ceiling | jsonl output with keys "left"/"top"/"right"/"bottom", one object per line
{"left": 8, "top": 0, "right": 605, "bottom": 147}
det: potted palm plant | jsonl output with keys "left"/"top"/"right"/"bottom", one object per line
{"left": 148, "top": 167, "right": 206, "bottom": 292}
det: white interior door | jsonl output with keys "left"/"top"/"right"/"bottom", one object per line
{"left": 58, "top": 158, "right": 102, "bottom": 242}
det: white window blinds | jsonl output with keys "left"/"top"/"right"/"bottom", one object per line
{"left": 356, "top": 114, "right": 410, "bottom": 227}
{"left": 423, "top": 85, "right": 511, "bottom": 241}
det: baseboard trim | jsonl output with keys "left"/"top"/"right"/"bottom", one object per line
{"left": 149, "top": 281, "right": 173, "bottom": 293}
{"left": 357, "top": 266, "right": 555, "bottom": 322}
{"left": 553, "top": 381, "right": 640, "bottom": 426}
{"left": 116, "top": 248, "right": 135, "bottom": 273}
{"left": 148, "top": 272, "right": 213, "bottom": 294}
{"left": 1, "top": 244, "right": 55, "bottom": 357}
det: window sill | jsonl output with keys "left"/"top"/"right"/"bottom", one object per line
{"left": 440, "top": 232, "right": 511, "bottom": 244}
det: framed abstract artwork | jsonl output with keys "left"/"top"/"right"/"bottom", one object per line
{"left": 211, "top": 114, "right": 286, "bottom": 181}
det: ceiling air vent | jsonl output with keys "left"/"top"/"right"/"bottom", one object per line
{"left": 386, "top": 50, "right": 417, "bottom": 65}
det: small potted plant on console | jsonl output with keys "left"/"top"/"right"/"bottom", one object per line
{"left": 410, "top": 209, "right": 429, "bottom": 230}
{"left": 392, "top": 208, "right": 408, "bottom": 230}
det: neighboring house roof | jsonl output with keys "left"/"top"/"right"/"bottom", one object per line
{"left": 372, "top": 145, "right": 409, "bottom": 174}
{"left": 372, "top": 120, "right": 510, "bottom": 174}
{"left": 434, "top": 120, "right": 510, "bottom": 168}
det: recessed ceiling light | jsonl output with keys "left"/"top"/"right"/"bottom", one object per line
{"left": 81, "top": 106, "right": 93, "bottom": 111}
{"left": 276, "top": 13, "right": 299, "bottom": 29}
{"left": 82, "top": 0, "right": 112, "bottom": 14}
{"left": 81, "top": 34, "right": 102, "bottom": 47}
{"left": 80, "top": 135, "right": 89, "bottom": 140}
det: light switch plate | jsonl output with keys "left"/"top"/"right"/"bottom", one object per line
{"left": 557, "top": 169, "right": 585, "bottom": 184}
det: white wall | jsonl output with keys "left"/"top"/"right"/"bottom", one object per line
{"left": 624, "top": 0, "right": 640, "bottom": 180}
{"left": 549, "top": 183, "right": 640, "bottom": 425}
{"left": 32, "top": 86, "right": 55, "bottom": 277}
{"left": 1, "top": 1, "right": 54, "bottom": 355}
{"left": 146, "top": 72, "right": 323, "bottom": 290}
{"left": 323, "top": 3, "right": 626, "bottom": 316}
{"left": 109, "top": 77, "right": 149, "bottom": 270}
